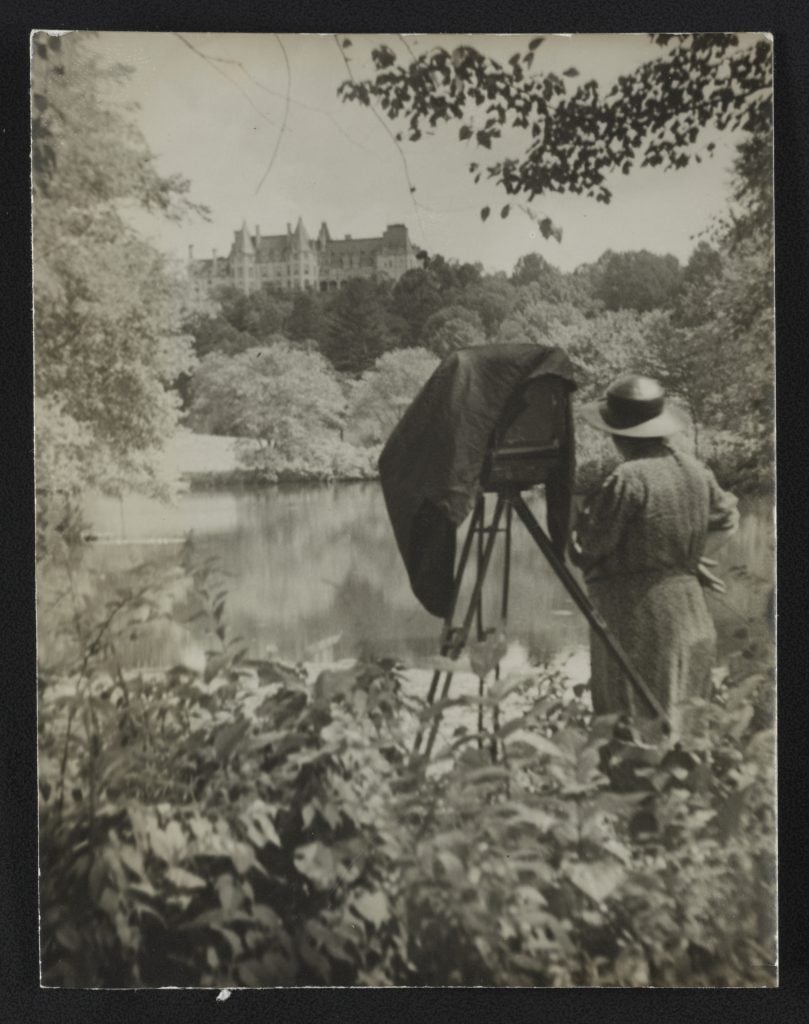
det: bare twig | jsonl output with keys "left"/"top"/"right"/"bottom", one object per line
{"left": 396, "top": 33, "right": 417, "bottom": 63}
{"left": 333, "top": 34, "right": 428, "bottom": 244}
{"left": 174, "top": 33, "right": 278, "bottom": 130}
{"left": 255, "top": 34, "right": 292, "bottom": 195}
{"left": 170, "top": 36, "right": 377, "bottom": 157}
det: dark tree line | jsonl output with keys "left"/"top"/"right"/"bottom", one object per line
{"left": 181, "top": 246, "right": 690, "bottom": 380}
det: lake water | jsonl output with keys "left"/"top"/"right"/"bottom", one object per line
{"left": 78, "top": 483, "right": 774, "bottom": 669}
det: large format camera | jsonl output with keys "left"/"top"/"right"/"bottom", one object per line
{"left": 379, "top": 345, "right": 660, "bottom": 755}
{"left": 482, "top": 375, "right": 570, "bottom": 492}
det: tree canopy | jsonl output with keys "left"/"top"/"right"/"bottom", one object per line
{"left": 339, "top": 34, "right": 772, "bottom": 230}
{"left": 188, "top": 344, "right": 348, "bottom": 478}
{"left": 591, "top": 250, "right": 683, "bottom": 313}
{"left": 213, "top": 284, "right": 293, "bottom": 340}
{"left": 33, "top": 32, "right": 772, "bottom": 496}
{"left": 321, "top": 278, "right": 407, "bottom": 373}
{"left": 420, "top": 305, "right": 486, "bottom": 357}
{"left": 33, "top": 32, "right": 206, "bottom": 498}
{"left": 286, "top": 291, "right": 329, "bottom": 346}
{"left": 347, "top": 348, "right": 440, "bottom": 445}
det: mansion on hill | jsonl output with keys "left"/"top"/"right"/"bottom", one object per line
{"left": 187, "top": 218, "right": 420, "bottom": 300}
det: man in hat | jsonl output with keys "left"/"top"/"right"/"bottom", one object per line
{"left": 570, "top": 375, "right": 739, "bottom": 736}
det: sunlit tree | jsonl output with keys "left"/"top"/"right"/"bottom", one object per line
{"left": 347, "top": 348, "right": 440, "bottom": 445}
{"left": 420, "top": 305, "right": 486, "bottom": 357}
{"left": 188, "top": 344, "right": 347, "bottom": 479}
{"left": 33, "top": 32, "right": 206, "bottom": 500}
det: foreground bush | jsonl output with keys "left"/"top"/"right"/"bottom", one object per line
{"left": 38, "top": 557, "right": 775, "bottom": 987}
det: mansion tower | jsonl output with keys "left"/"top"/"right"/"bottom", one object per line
{"left": 188, "top": 217, "right": 419, "bottom": 300}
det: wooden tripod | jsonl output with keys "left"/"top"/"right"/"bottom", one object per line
{"left": 412, "top": 487, "right": 669, "bottom": 761}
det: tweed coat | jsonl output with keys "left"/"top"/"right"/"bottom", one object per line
{"left": 571, "top": 441, "right": 739, "bottom": 733}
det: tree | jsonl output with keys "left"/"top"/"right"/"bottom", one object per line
{"left": 551, "top": 309, "right": 670, "bottom": 402}
{"left": 33, "top": 33, "right": 205, "bottom": 500}
{"left": 420, "top": 305, "right": 486, "bottom": 357}
{"left": 654, "top": 241, "right": 773, "bottom": 476}
{"left": 322, "top": 278, "right": 406, "bottom": 373}
{"left": 347, "top": 348, "right": 440, "bottom": 445}
{"left": 213, "top": 284, "right": 292, "bottom": 340}
{"left": 511, "top": 253, "right": 567, "bottom": 298}
{"left": 188, "top": 344, "right": 347, "bottom": 478}
{"left": 496, "top": 288, "right": 585, "bottom": 347}
{"left": 390, "top": 268, "right": 445, "bottom": 344}
{"left": 286, "top": 291, "right": 329, "bottom": 348}
{"left": 670, "top": 242, "right": 724, "bottom": 329}
{"left": 682, "top": 241, "right": 723, "bottom": 289}
{"left": 418, "top": 253, "right": 483, "bottom": 293}
{"left": 182, "top": 312, "right": 256, "bottom": 359}
{"left": 391, "top": 257, "right": 489, "bottom": 345}
{"left": 718, "top": 131, "right": 774, "bottom": 249}
{"left": 656, "top": 129, "right": 772, "bottom": 481}
{"left": 457, "top": 276, "right": 518, "bottom": 337}
{"left": 590, "top": 250, "right": 683, "bottom": 313}
{"left": 339, "top": 34, "right": 772, "bottom": 227}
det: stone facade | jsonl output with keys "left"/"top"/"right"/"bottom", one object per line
{"left": 187, "top": 218, "right": 419, "bottom": 301}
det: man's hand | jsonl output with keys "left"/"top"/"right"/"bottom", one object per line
{"left": 697, "top": 556, "right": 726, "bottom": 594}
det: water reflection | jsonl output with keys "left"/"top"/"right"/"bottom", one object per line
{"left": 79, "top": 483, "right": 774, "bottom": 666}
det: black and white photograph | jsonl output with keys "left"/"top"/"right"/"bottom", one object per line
{"left": 33, "top": 31, "right": 775, "bottom": 988}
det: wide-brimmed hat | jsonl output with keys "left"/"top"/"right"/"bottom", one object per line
{"left": 579, "top": 375, "right": 684, "bottom": 438}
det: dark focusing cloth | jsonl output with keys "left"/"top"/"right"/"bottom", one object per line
{"left": 378, "top": 344, "right": 577, "bottom": 618}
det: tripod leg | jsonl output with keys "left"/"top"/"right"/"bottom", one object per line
{"left": 508, "top": 492, "right": 670, "bottom": 725}
{"left": 413, "top": 496, "right": 484, "bottom": 757}
{"left": 421, "top": 496, "right": 507, "bottom": 761}
{"left": 490, "top": 502, "right": 512, "bottom": 762}
{"left": 440, "top": 495, "right": 485, "bottom": 655}
{"left": 478, "top": 674, "right": 485, "bottom": 750}
{"left": 476, "top": 494, "right": 485, "bottom": 642}
{"left": 477, "top": 496, "right": 487, "bottom": 750}
{"left": 501, "top": 500, "right": 512, "bottom": 623}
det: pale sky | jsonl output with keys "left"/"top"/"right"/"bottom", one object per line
{"left": 83, "top": 32, "right": 759, "bottom": 274}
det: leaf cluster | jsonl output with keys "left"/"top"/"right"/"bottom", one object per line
{"left": 38, "top": 551, "right": 775, "bottom": 987}
{"left": 33, "top": 33, "right": 207, "bottom": 500}
{"left": 338, "top": 34, "right": 771, "bottom": 224}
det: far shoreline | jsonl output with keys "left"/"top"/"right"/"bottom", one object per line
{"left": 165, "top": 430, "right": 773, "bottom": 498}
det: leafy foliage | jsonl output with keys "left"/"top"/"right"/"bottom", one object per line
{"left": 497, "top": 292, "right": 587, "bottom": 348}
{"left": 38, "top": 553, "right": 776, "bottom": 987}
{"left": 391, "top": 268, "right": 448, "bottom": 345}
{"left": 666, "top": 239, "right": 773, "bottom": 487}
{"left": 33, "top": 33, "right": 206, "bottom": 501}
{"left": 590, "top": 250, "right": 683, "bottom": 313}
{"left": 285, "top": 291, "right": 330, "bottom": 346}
{"left": 320, "top": 278, "right": 409, "bottom": 374}
{"left": 346, "top": 348, "right": 440, "bottom": 446}
{"left": 420, "top": 306, "right": 487, "bottom": 358}
{"left": 339, "top": 34, "right": 772, "bottom": 223}
{"left": 187, "top": 344, "right": 349, "bottom": 481}
{"left": 511, "top": 253, "right": 575, "bottom": 302}
{"left": 180, "top": 312, "right": 257, "bottom": 361}
{"left": 213, "top": 284, "right": 293, "bottom": 340}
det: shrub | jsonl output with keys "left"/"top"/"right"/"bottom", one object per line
{"left": 38, "top": 555, "right": 775, "bottom": 987}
